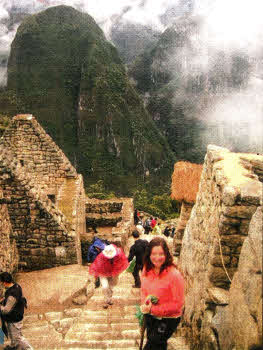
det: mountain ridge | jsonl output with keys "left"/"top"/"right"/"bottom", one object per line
{"left": 5, "top": 5, "right": 175, "bottom": 195}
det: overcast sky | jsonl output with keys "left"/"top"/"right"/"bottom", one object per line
{"left": 0, "top": 0, "right": 262, "bottom": 151}
{"left": 1, "top": 0, "right": 263, "bottom": 54}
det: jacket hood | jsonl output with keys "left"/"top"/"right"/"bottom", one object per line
{"left": 93, "top": 238, "right": 106, "bottom": 251}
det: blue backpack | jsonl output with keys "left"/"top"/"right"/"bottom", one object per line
{"left": 87, "top": 237, "right": 109, "bottom": 263}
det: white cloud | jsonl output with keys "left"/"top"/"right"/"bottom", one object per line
{"left": 194, "top": 0, "right": 263, "bottom": 55}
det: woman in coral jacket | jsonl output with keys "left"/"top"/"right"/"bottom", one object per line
{"left": 140, "top": 237, "right": 185, "bottom": 350}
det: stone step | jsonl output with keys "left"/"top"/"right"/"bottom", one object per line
{"left": 17, "top": 231, "right": 190, "bottom": 350}
{"left": 65, "top": 328, "right": 140, "bottom": 341}
{"left": 90, "top": 294, "right": 139, "bottom": 302}
{"left": 64, "top": 338, "right": 138, "bottom": 348}
{"left": 78, "top": 316, "right": 139, "bottom": 325}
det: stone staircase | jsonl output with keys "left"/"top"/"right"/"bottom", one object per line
{"left": 15, "top": 235, "right": 189, "bottom": 349}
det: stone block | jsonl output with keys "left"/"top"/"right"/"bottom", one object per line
{"left": 211, "top": 254, "right": 231, "bottom": 267}
{"left": 208, "top": 266, "right": 236, "bottom": 289}
{"left": 220, "top": 234, "right": 246, "bottom": 248}
{"left": 64, "top": 308, "right": 82, "bottom": 318}
{"left": 239, "top": 219, "right": 250, "bottom": 235}
{"left": 72, "top": 295, "right": 87, "bottom": 305}
{"left": 240, "top": 180, "right": 262, "bottom": 205}
{"left": 206, "top": 287, "right": 229, "bottom": 305}
{"left": 222, "top": 205, "right": 257, "bottom": 219}
{"left": 218, "top": 222, "right": 238, "bottom": 235}
{"left": 220, "top": 215, "right": 240, "bottom": 226}
{"left": 45, "top": 311, "right": 63, "bottom": 322}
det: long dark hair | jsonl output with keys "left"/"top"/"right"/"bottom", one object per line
{"left": 143, "top": 237, "right": 174, "bottom": 274}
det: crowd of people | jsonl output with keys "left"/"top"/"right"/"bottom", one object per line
{"left": 134, "top": 209, "right": 176, "bottom": 238}
{"left": 1, "top": 207, "right": 262, "bottom": 350}
{"left": 86, "top": 211, "right": 184, "bottom": 350}
{"left": 0, "top": 210, "right": 182, "bottom": 350}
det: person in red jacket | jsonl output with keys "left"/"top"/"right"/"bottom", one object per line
{"left": 140, "top": 237, "right": 184, "bottom": 350}
{"left": 150, "top": 217, "right": 157, "bottom": 230}
{"left": 89, "top": 243, "right": 128, "bottom": 309}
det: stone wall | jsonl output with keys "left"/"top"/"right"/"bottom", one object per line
{"left": 0, "top": 188, "right": 19, "bottom": 274}
{"left": 173, "top": 201, "right": 194, "bottom": 255}
{"left": 112, "top": 198, "right": 134, "bottom": 248}
{"left": 210, "top": 206, "right": 262, "bottom": 349}
{"left": 0, "top": 115, "right": 85, "bottom": 271}
{"left": 85, "top": 197, "right": 133, "bottom": 247}
{"left": 179, "top": 145, "right": 263, "bottom": 350}
{"left": 0, "top": 114, "right": 77, "bottom": 193}
{"left": 86, "top": 201, "right": 123, "bottom": 214}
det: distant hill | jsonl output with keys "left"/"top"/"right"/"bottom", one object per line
{"left": 128, "top": 16, "right": 252, "bottom": 162}
{"left": 6, "top": 5, "right": 175, "bottom": 195}
{"left": 110, "top": 21, "right": 160, "bottom": 64}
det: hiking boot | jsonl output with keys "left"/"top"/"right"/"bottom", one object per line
{"left": 103, "top": 303, "right": 109, "bottom": 309}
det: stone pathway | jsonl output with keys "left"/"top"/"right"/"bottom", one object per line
{"left": 16, "top": 234, "right": 189, "bottom": 349}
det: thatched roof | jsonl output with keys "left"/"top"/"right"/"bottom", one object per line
{"left": 171, "top": 161, "right": 203, "bottom": 203}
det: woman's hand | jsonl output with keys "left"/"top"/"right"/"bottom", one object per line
{"left": 140, "top": 300, "right": 152, "bottom": 314}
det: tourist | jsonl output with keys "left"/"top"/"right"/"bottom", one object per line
{"left": 128, "top": 231, "right": 149, "bottom": 288}
{"left": 140, "top": 237, "right": 184, "bottom": 350}
{"left": 0, "top": 272, "right": 33, "bottom": 350}
{"left": 89, "top": 243, "right": 128, "bottom": 309}
{"left": 87, "top": 237, "right": 108, "bottom": 288}
{"left": 134, "top": 209, "right": 140, "bottom": 225}
{"left": 170, "top": 226, "right": 176, "bottom": 238}
{"left": 150, "top": 217, "right": 157, "bottom": 230}
{"left": 143, "top": 218, "right": 152, "bottom": 235}
{"left": 136, "top": 221, "right": 145, "bottom": 235}
{"left": 163, "top": 226, "right": 171, "bottom": 237}
{"left": 152, "top": 223, "right": 162, "bottom": 235}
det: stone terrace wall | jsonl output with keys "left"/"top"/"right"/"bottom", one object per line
{"left": 85, "top": 197, "right": 133, "bottom": 248}
{"left": 86, "top": 201, "right": 123, "bottom": 214}
{"left": 0, "top": 188, "right": 19, "bottom": 275}
{"left": 173, "top": 201, "right": 194, "bottom": 255}
{"left": 179, "top": 145, "right": 263, "bottom": 350}
{"left": 57, "top": 175, "right": 85, "bottom": 266}
{"left": 112, "top": 198, "right": 134, "bottom": 248}
{"left": 211, "top": 206, "right": 262, "bottom": 349}
{"left": 0, "top": 146, "right": 79, "bottom": 271}
{"left": 0, "top": 114, "right": 77, "bottom": 193}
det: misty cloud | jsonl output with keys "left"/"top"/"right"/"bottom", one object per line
{"left": 0, "top": 0, "right": 189, "bottom": 86}
{"left": 0, "top": 0, "right": 262, "bottom": 153}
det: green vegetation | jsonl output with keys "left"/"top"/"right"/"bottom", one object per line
{"left": 85, "top": 179, "right": 180, "bottom": 220}
{"left": 0, "top": 114, "right": 11, "bottom": 137}
{"left": 86, "top": 180, "right": 115, "bottom": 200}
{"left": 5, "top": 5, "right": 175, "bottom": 196}
{"left": 133, "top": 186, "right": 180, "bottom": 220}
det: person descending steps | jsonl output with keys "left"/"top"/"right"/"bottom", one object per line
{"left": 89, "top": 243, "right": 129, "bottom": 309}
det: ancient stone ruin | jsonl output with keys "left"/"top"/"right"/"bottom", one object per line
{"left": 0, "top": 187, "right": 18, "bottom": 274}
{"left": 85, "top": 197, "right": 133, "bottom": 246}
{"left": 171, "top": 161, "right": 202, "bottom": 255}
{"left": 0, "top": 114, "right": 85, "bottom": 271}
{"left": 0, "top": 114, "right": 134, "bottom": 273}
{"left": 179, "top": 145, "right": 263, "bottom": 349}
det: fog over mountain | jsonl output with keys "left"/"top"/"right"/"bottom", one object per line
{"left": 0, "top": 0, "right": 193, "bottom": 84}
{"left": 0, "top": 0, "right": 262, "bottom": 153}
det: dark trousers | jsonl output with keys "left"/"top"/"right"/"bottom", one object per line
{"left": 143, "top": 315, "right": 181, "bottom": 350}
{"left": 132, "top": 264, "right": 142, "bottom": 287}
